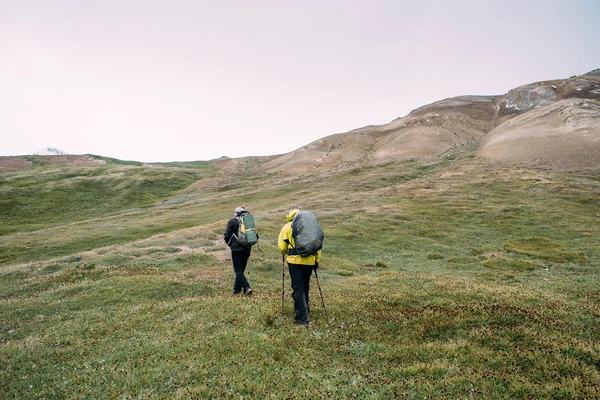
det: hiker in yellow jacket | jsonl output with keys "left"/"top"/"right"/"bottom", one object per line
{"left": 278, "top": 205, "right": 321, "bottom": 326}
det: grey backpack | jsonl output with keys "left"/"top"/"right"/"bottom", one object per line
{"left": 291, "top": 211, "right": 324, "bottom": 257}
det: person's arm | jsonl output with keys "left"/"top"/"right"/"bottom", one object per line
{"left": 277, "top": 224, "right": 290, "bottom": 255}
{"left": 224, "top": 219, "right": 234, "bottom": 245}
{"left": 315, "top": 249, "right": 321, "bottom": 264}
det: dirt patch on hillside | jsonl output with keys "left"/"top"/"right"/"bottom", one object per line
{"left": 0, "top": 155, "right": 108, "bottom": 168}
{"left": 0, "top": 157, "right": 32, "bottom": 169}
{"left": 177, "top": 244, "right": 231, "bottom": 264}
{"left": 372, "top": 125, "right": 475, "bottom": 163}
{"left": 37, "top": 155, "right": 107, "bottom": 167}
{"left": 261, "top": 132, "right": 373, "bottom": 175}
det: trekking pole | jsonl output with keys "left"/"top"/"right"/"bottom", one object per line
{"left": 313, "top": 268, "right": 329, "bottom": 322}
{"left": 281, "top": 255, "right": 285, "bottom": 315}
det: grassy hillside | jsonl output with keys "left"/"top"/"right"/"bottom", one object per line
{"left": 1, "top": 154, "right": 599, "bottom": 398}
{"left": 0, "top": 158, "right": 215, "bottom": 263}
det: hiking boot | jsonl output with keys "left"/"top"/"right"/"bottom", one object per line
{"left": 244, "top": 288, "right": 253, "bottom": 296}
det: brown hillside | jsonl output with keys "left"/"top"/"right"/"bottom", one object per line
{"left": 260, "top": 71, "right": 600, "bottom": 175}
{"left": 262, "top": 96, "right": 498, "bottom": 175}
{"left": 477, "top": 99, "right": 600, "bottom": 171}
{"left": 0, "top": 157, "right": 33, "bottom": 169}
{"left": 0, "top": 155, "right": 107, "bottom": 169}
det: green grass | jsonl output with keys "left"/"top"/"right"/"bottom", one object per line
{"left": 504, "top": 237, "right": 588, "bottom": 263}
{"left": 0, "top": 164, "right": 206, "bottom": 235}
{"left": 482, "top": 256, "right": 537, "bottom": 271}
{"left": 1, "top": 155, "right": 599, "bottom": 398}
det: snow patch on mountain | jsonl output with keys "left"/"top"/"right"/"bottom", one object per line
{"left": 34, "top": 147, "right": 67, "bottom": 155}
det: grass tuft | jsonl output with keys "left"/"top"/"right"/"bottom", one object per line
{"left": 483, "top": 256, "right": 537, "bottom": 271}
{"left": 504, "top": 237, "right": 587, "bottom": 263}
{"left": 427, "top": 252, "right": 445, "bottom": 260}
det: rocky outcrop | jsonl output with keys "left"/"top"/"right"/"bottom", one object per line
{"left": 500, "top": 84, "right": 558, "bottom": 115}
{"left": 583, "top": 68, "right": 600, "bottom": 77}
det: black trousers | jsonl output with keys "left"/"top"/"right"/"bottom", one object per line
{"left": 288, "top": 263, "right": 314, "bottom": 324}
{"left": 231, "top": 248, "right": 251, "bottom": 294}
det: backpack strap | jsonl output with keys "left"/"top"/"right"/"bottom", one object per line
{"left": 284, "top": 238, "right": 297, "bottom": 256}
{"left": 227, "top": 233, "right": 238, "bottom": 246}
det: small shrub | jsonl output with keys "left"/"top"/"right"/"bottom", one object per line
{"left": 36, "top": 264, "right": 63, "bottom": 275}
{"left": 448, "top": 257, "right": 478, "bottom": 264}
{"left": 503, "top": 274, "right": 520, "bottom": 282}
{"left": 0, "top": 254, "right": 16, "bottom": 263}
{"left": 263, "top": 314, "right": 276, "bottom": 327}
{"left": 428, "top": 252, "right": 444, "bottom": 260}
{"left": 375, "top": 260, "right": 389, "bottom": 268}
{"left": 96, "top": 254, "right": 134, "bottom": 266}
{"left": 146, "top": 247, "right": 181, "bottom": 255}
{"left": 471, "top": 248, "right": 485, "bottom": 256}
{"left": 483, "top": 257, "right": 536, "bottom": 271}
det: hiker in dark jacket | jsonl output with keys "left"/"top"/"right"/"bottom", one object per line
{"left": 224, "top": 206, "right": 253, "bottom": 295}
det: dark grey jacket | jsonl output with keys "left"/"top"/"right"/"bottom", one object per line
{"left": 224, "top": 217, "right": 247, "bottom": 252}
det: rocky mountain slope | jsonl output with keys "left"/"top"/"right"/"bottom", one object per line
{"left": 259, "top": 69, "right": 600, "bottom": 174}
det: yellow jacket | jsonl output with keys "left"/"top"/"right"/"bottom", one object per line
{"left": 278, "top": 209, "right": 321, "bottom": 265}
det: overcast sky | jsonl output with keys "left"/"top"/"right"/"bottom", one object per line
{"left": 1, "top": 0, "right": 599, "bottom": 162}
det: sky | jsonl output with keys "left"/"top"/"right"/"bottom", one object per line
{"left": 1, "top": 0, "right": 599, "bottom": 162}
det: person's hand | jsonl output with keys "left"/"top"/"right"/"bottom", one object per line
{"left": 314, "top": 262, "right": 319, "bottom": 270}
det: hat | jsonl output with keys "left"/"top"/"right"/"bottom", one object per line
{"left": 234, "top": 205, "right": 246, "bottom": 216}
{"left": 287, "top": 208, "right": 301, "bottom": 222}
